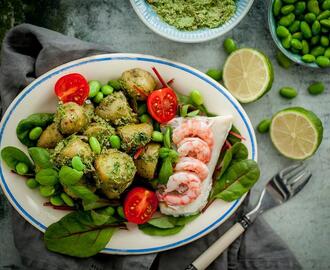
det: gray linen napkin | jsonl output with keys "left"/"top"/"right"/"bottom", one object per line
{"left": 0, "top": 24, "right": 302, "bottom": 270}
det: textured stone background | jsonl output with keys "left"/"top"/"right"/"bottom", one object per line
{"left": 0, "top": 0, "right": 329, "bottom": 269}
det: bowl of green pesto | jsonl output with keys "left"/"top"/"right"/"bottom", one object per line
{"left": 130, "top": 0, "right": 255, "bottom": 43}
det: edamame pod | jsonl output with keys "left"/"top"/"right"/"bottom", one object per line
{"left": 301, "top": 21, "right": 312, "bottom": 38}
{"left": 294, "top": 2, "right": 306, "bottom": 15}
{"left": 308, "top": 82, "right": 325, "bottom": 95}
{"left": 289, "top": 20, "right": 301, "bottom": 32}
{"left": 277, "top": 25, "right": 290, "bottom": 37}
{"left": 279, "top": 13, "right": 296, "bottom": 26}
{"left": 281, "top": 4, "right": 295, "bottom": 15}
{"left": 257, "top": 119, "right": 272, "bottom": 133}
{"left": 320, "top": 19, "right": 330, "bottom": 28}
{"left": 311, "top": 46, "right": 325, "bottom": 56}
{"left": 302, "top": 40, "right": 310, "bottom": 54}
{"left": 317, "top": 10, "right": 330, "bottom": 21}
{"left": 282, "top": 34, "right": 293, "bottom": 48}
{"left": 274, "top": 0, "right": 283, "bottom": 16}
{"left": 279, "top": 87, "right": 298, "bottom": 98}
{"left": 291, "top": 38, "right": 303, "bottom": 49}
{"left": 292, "top": 32, "right": 303, "bottom": 40}
{"left": 307, "top": 0, "right": 320, "bottom": 15}
{"left": 320, "top": 36, "right": 329, "bottom": 46}
{"left": 302, "top": 54, "right": 316, "bottom": 62}
{"left": 312, "top": 20, "right": 321, "bottom": 35}
{"left": 305, "top": 12, "right": 317, "bottom": 23}
{"left": 316, "top": 56, "right": 330, "bottom": 67}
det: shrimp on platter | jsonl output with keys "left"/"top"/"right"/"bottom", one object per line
{"left": 177, "top": 137, "right": 211, "bottom": 163}
{"left": 174, "top": 157, "right": 209, "bottom": 180}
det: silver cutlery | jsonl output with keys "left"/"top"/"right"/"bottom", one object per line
{"left": 186, "top": 163, "right": 312, "bottom": 270}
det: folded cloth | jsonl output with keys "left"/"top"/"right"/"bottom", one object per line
{"left": 0, "top": 24, "right": 302, "bottom": 270}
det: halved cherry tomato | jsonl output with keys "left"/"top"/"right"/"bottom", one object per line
{"left": 54, "top": 73, "right": 89, "bottom": 105}
{"left": 147, "top": 87, "right": 178, "bottom": 123}
{"left": 124, "top": 187, "right": 158, "bottom": 224}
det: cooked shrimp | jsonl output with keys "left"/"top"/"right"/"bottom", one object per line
{"left": 157, "top": 172, "right": 201, "bottom": 206}
{"left": 175, "top": 157, "right": 209, "bottom": 180}
{"left": 177, "top": 137, "right": 212, "bottom": 163}
{"left": 172, "top": 118, "right": 214, "bottom": 147}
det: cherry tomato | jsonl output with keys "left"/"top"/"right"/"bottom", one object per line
{"left": 147, "top": 87, "right": 178, "bottom": 123}
{"left": 124, "top": 187, "right": 158, "bottom": 224}
{"left": 54, "top": 73, "right": 89, "bottom": 105}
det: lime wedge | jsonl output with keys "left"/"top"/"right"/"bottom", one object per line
{"left": 270, "top": 107, "right": 323, "bottom": 160}
{"left": 223, "top": 48, "right": 274, "bottom": 103}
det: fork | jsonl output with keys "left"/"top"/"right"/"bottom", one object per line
{"left": 186, "top": 163, "right": 312, "bottom": 270}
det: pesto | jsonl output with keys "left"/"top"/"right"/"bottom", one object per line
{"left": 147, "top": 0, "right": 236, "bottom": 31}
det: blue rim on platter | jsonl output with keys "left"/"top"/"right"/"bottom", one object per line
{"left": 130, "top": 0, "right": 255, "bottom": 43}
{"left": 0, "top": 54, "right": 257, "bottom": 254}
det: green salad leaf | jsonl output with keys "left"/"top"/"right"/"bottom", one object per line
{"left": 1, "top": 146, "right": 34, "bottom": 171}
{"left": 158, "top": 157, "right": 173, "bottom": 184}
{"left": 44, "top": 211, "right": 118, "bottom": 257}
{"left": 138, "top": 224, "right": 184, "bottom": 236}
{"left": 35, "top": 168, "right": 59, "bottom": 186}
{"left": 28, "top": 147, "right": 52, "bottom": 171}
{"left": 16, "top": 113, "right": 54, "bottom": 147}
{"left": 59, "top": 166, "right": 83, "bottom": 186}
{"left": 82, "top": 199, "right": 113, "bottom": 211}
{"left": 147, "top": 216, "right": 175, "bottom": 229}
{"left": 168, "top": 214, "right": 199, "bottom": 226}
{"left": 227, "top": 125, "right": 242, "bottom": 145}
{"left": 66, "top": 185, "right": 99, "bottom": 203}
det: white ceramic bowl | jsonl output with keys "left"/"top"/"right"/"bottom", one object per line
{"left": 130, "top": 0, "right": 255, "bottom": 43}
{"left": 0, "top": 53, "right": 257, "bottom": 254}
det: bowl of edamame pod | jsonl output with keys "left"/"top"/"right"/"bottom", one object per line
{"left": 268, "top": 0, "right": 330, "bottom": 68}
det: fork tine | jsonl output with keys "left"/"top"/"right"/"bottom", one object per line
{"left": 279, "top": 162, "right": 304, "bottom": 179}
{"left": 291, "top": 171, "right": 312, "bottom": 197}
{"left": 282, "top": 164, "right": 306, "bottom": 183}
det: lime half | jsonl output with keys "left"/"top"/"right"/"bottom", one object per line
{"left": 223, "top": 48, "right": 274, "bottom": 103}
{"left": 270, "top": 107, "right": 323, "bottom": 160}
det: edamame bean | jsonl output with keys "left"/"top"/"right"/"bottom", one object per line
{"left": 308, "top": 82, "right": 325, "bottom": 95}
{"left": 190, "top": 90, "right": 204, "bottom": 106}
{"left": 305, "top": 12, "right": 317, "bottom": 23}
{"left": 223, "top": 38, "right": 237, "bottom": 54}
{"left": 71, "top": 156, "right": 85, "bottom": 171}
{"left": 50, "top": 195, "right": 64, "bottom": 206}
{"left": 274, "top": 0, "right": 283, "bottom": 16}
{"left": 301, "top": 21, "right": 312, "bottom": 38}
{"left": 282, "top": 34, "right": 293, "bottom": 48}
{"left": 302, "top": 54, "right": 316, "bottom": 62}
{"left": 279, "top": 87, "right": 298, "bottom": 98}
{"left": 109, "top": 135, "right": 121, "bottom": 149}
{"left": 277, "top": 25, "right": 290, "bottom": 38}
{"left": 279, "top": 13, "right": 295, "bottom": 26}
{"left": 206, "top": 69, "right": 222, "bottom": 81}
{"left": 317, "top": 10, "right": 330, "bottom": 20}
{"left": 311, "top": 35, "right": 320, "bottom": 45}
{"left": 28, "top": 127, "right": 43, "bottom": 140}
{"left": 307, "top": 0, "right": 320, "bottom": 15}
{"left": 16, "top": 162, "right": 29, "bottom": 175}
{"left": 322, "top": 0, "right": 330, "bottom": 10}
{"left": 152, "top": 131, "right": 164, "bottom": 142}
{"left": 26, "top": 178, "right": 39, "bottom": 189}
{"left": 108, "top": 80, "right": 122, "bottom": 91}
{"left": 88, "top": 80, "right": 101, "bottom": 98}
{"left": 139, "top": 114, "right": 152, "bottom": 123}
{"left": 324, "top": 48, "right": 330, "bottom": 58}
{"left": 302, "top": 40, "right": 310, "bottom": 54}
{"left": 276, "top": 50, "right": 294, "bottom": 68}
{"left": 320, "top": 19, "right": 330, "bottom": 28}
{"left": 291, "top": 38, "right": 303, "bottom": 49}
{"left": 257, "top": 119, "right": 272, "bottom": 133}
{"left": 289, "top": 20, "right": 301, "bottom": 32}
{"left": 281, "top": 4, "right": 295, "bottom": 14}
{"left": 320, "top": 35, "right": 329, "bottom": 46}
{"left": 312, "top": 20, "right": 321, "bottom": 35}
{"left": 89, "top": 136, "right": 101, "bottom": 154}
{"left": 137, "top": 103, "right": 147, "bottom": 115}
{"left": 39, "top": 185, "right": 55, "bottom": 197}
{"left": 311, "top": 45, "right": 325, "bottom": 56}
{"left": 292, "top": 32, "right": 303, "bottom": 40}
{"left": 294, "top": 1, "right": 306, "bottom": 15}
{"left": 60, "top": 193, "right": 74, "bottom": 207}
{"left": 101, "top": 85, "right": 114, "bottom": 95}
{"left": 316, "top": 55, "right": 330, "bottom": 67}
{"left": 93, "top": 92, "right": 104, "bottom": 104}
{"left": 117, "top": 206, "right": 125, "bottom": 219}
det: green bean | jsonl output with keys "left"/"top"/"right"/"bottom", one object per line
{"left": 223, "top": 38, "right": 237, "bottom": 54}
{"left": 206, "top": 69, "right": 222, "bottom": 81}
{"left": 109, "top": 135, "right": 121, "bottom": 149}
{"left": 276, "top": 50, "right": 294, "bottom": 68}
{"left": 291, "top": 38, "right": 303, "bottom": 49}
{"left": 190, "top": 90, "right": 204, "bottom": 106}
{"left": 311, "top": 46, "right": 325, "bottom": 56}
{"left": 257, "top": 119, "right": 272, "bottom": 133}
{"left": 26, "top": 178, "right": 39, "bottom": 189}
{"left": 279, "top": 13, "right": 295, "bottom": 26}
{"left": 294, "top": 1, "right": 306, "bottom": 15}
{"left": 164, "top": 127, "right": 172, "bottom": 149}
{"left": 302, "top": 54, "right": 316, "bottom": 62}
{"left": 89, "top": 136, "right": 101, "bottom": 154}
{"left": 108, "top": 79, "right": 122, "bottom": 91}
{"left": 60, "top": 193, "right": 74, "bottom": 207}
{"left": 317, "top": 10, "right": 330, "bottom": 20}
{"left": 322, "top": 0, "right": 330, "bottom": 10}
{"left": 50, "top": 195, "right": 64, "bottom": 206}
{"left": 320, "top": 35, "right": 329, "bottom": 46}
{"left": 139, "top": 113, "right": 152, "bottom": 123}
{"left": 117, "top": 206, "right": 125, "bottom": 219}
{"left": 316, "top": 55, "right": 330, "bottom": 67}
{"left": 320, "top": 19, "right": 330, "bottom": 27}
{"left": 277, "top": 25, "right": 290, "bottom": 38}
{"left": 274, "top": 0, "right": 283, "bottom": 16}
{"left": 292, "top": 32, "right": 303, "bottom": 40}
{"left": 152, "top": 131, "right": 164, "bottom": 142}
{"left": 311, "top": 35, "right": 320, "bottom": 45}
{"left": 28, "top": 127, "right": 43, "bottom": 140}
{"left": 39, "top": 185, "right": 55, "bottom": 197}
{"left": 282, "top": 34, "right": 292, "bottom": 48}
{"left": 308, "top": 82, "right": 325, "bottom": 95}
{"left": 16, "top": 162, "right": 29, "bottom": 175}
{"left": 279, "top": 87, "right": 298, "bottom": 98}
{"left": 300, "top": 21, "right": 312, "bottom": 38}
{"left": 305, "top": 12, "right": 317, "bottom": 23}
{"left": 281, "top": 4, "right": 295, "bottom": 14}
{"left": 59, "top": 165, "right": 83, "bottom": 185}
{"left": 324, "top": 48, "right": 330, "bottom": 58}
{"left": 71, "top": 156, "right": 85, "bottom": 171}
{"left": 307, "top": 0, "right": 320, "bottom": 15}
{"left": 93, "top": 92, "right": 104, "bottom": 104}
{"left": 88, "top": 80, "right": 101, "bottom": 98}
{"left": 289, "top": 20, "right": 301, "bottom": 32}
{"left": 180, "top": 104, "right": 190, "bottom": 117}
{"left": 312, "top": 20, "right": 321, "bottom": 35}
{"left": 101, "top": 85, "right": 114, "bottom": 95}
{"left": 301, "top": 40, "right": 310, "bottom": 54}
{"left": 137, "top": 103, "right": 147, "bottom": 115}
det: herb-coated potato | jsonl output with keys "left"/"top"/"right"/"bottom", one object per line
{"left": 83, "top": 118, "right": 115, "bottom": 146}
{"left": 37, "top": 123, "right": 63, "bottom": 149}
{"left": 121, "top": 68, "right": 157, "bottom": 100}
{"left": 95, "top": 91, "right": 137, "bottom": 126}
{"left": 83, "top": 102, "right": 95, "bottom": 121}
{"left": 94, "top": 149, "right": 136, "bottom": 199}
{"left": 55, "top": 102, "right": 89, "bottom": 135}
{"left": 134, "top": 143, "right": 160, "bottom": 179}
{"left": 117, "top": 123, "right": 153, "bottom": 152}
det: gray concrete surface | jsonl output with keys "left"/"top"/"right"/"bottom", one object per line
{"left": 1, "top": 0, "right": 329, "bottom": 269}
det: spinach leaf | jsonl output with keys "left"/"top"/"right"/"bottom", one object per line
{"left": 227, "top": 125, "right": 242, "bottom": 145}
{"left": 66, "top": 185, "right": 99, "bottom": 203}
{"left": 217, "top": 148, "right": 233, "bottom": 179}
{"left": 147, "top": 216, "right": 175, "bottom": 229}
{"left": 82, "top": 199, "right": 112, "bottom": 211}
{"left": 158, "top": 157, "right": 173, "bottom": 184}
{"left": 59, "top": 166, "right": 83, "bottom": 185}
{"left": 231, "top": 142, "right": 248, "bottom": 162}
{"left": 1, "top": 146, "right": 34, "bottom": 171}
{"left": 16, "top": 113, "right": 54, "bottom": 147}
{"left": 212, "top": 159, "right": 260, "bottom": 201}
{"left": 138, "top": 223, "right": 184, "bottom": 236}
{"left": 28, "top": 147, "right": 52, "bottom": 171}
{"left": 35, "top": 168, "right": 59, "bottom": 186}
{"left": 168, "top": 214, "right": 199, "bottom": 226}
{"left": 44, "top": 211, "right": 117, "bottom": 257}
{"left": 90, "top": 210, "right": 118, "bottom": 226}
